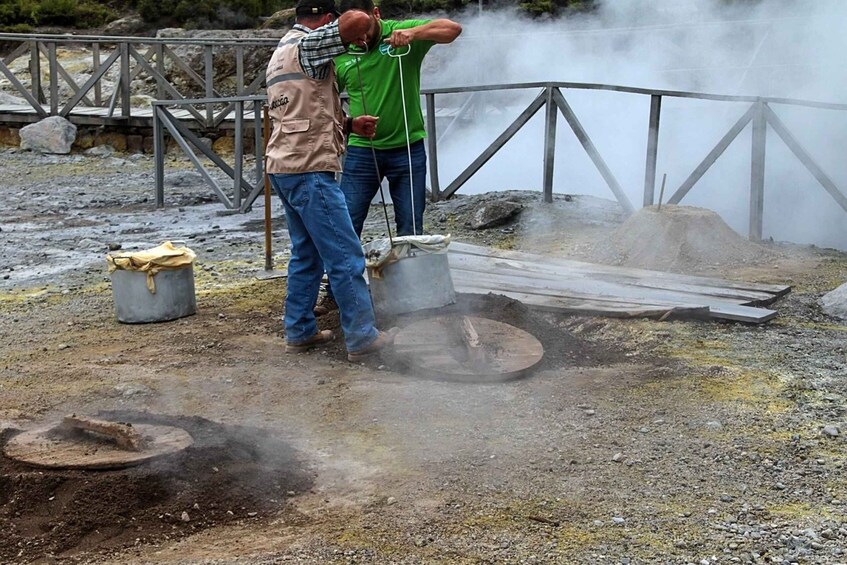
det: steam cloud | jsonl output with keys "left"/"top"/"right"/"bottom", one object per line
{"left": 421, "top": 0, "right": 847, "bottom": 250}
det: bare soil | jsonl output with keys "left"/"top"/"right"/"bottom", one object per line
{"left": 1, "top": 149, "right": 847, "bottom": 564}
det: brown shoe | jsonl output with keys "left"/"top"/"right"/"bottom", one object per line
{"left": 313, "top": 295, "right": 338, "bottom": 317}
{"left": 347, "top": 328, "right": 399, "bottom": 362}
{"left": 286, "top": 329, "right": 334, "bottom": 353}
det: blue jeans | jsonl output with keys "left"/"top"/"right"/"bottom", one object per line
{"left": 269, "top": 172, "right": 379, "bottom": 353}
{"left": 340, "top": 140, "right": 427, "bottom": 237}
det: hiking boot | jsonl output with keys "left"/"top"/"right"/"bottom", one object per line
{"left": 313, "top": 295, "right": 338, "bottom": 317}
{"left": 347, "top": 328, "right": 400, "bottom": 362}
{"left": 286, "top": 329, "right": 335, "bottom": 353}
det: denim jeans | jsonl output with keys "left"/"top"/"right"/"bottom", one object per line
{"left": 269, "top": 172, "right": 379, "bottom": 353}
{"left": 340, "top": 140, "right": 427, "bottom": 237}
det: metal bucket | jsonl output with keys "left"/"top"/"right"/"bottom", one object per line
{"left": 367, "top": 250, "right": 455, "bottom": 319}
{"left": 110, "top": 267, "right": 197, "bottom": 324}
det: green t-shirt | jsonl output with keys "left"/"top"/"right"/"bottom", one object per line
{"left": 336, "top": 19, "right": 434, "bottom": 150}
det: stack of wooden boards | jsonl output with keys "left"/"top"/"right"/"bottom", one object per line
{"left": 447, "top": 242, "right": 790, "bottom": 323}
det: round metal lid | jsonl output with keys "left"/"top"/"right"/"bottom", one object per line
{"left": 392, "top": 315, "right": 544, "bottom": 382}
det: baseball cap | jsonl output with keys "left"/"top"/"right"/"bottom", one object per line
{"left": 295, "top": 0, "right": 340, "bottom": 16}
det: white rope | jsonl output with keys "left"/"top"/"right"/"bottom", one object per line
{"left": 388, "top": 45, "right": 416, "bottom": 235}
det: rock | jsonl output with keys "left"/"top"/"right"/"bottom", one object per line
{"left": 705, "top": 420, "right": 723, "bottom": 430}
{"left": 0, "top": 92, "right": 29, "bottom": 105}
{"left": 84, "top": 145, "right": 116, "bottom": 158}
{"left": 20, "top": 116, "right": 77, "bottom": 154}
{"left": 108, "top": 242, "right": 122, "bottom": 251}
{"left": 114, "top": 383, "right": 153, "bottom": 397}
{"left": 165, "top": 171, "right": 203, "bottom": 186}
{"left": 261, "top": 7, "right": 295, "bottom": 29}
{"left": 78, "top": 238, "right": 104, "bottom": 250}
{"left": 611, "top": 452, "right": 624, "bottom": 462}
{"left": 612, "top": 516, "right": 625, "bottom": 524}
{"left": 469, "top": 200, "right": 523, "bottom": 230}
{"left": 820, "top": 282, "right": 847, "bottom": 320}
{"left": 180, "top": 511, "right": 190, "bottom": 522}
{"left": 822, "top": 425, "right": 840, "bottom": 437}
{"left": 103, "top": 14, "right": 147, "bottom": 35}
{"left": 130, "top": 94, "right": 155, "bottom": 108}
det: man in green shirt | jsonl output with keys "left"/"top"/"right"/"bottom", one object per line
{"left": 335, "top": 0, "right": 461, "bottom": 238}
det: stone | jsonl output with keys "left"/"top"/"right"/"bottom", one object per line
{"left": 126, "top": 135, "right": 144, "bottom": 153}
{"left": 469, "top": 199, "right": 523, "bottom": 230}
{"left": 0, "top": 126, "right": 21, "bottom": 147}
{"left": 0, "top": 92, "right": 29, "bottom": 105}
{"left": 820, "top": 282, "right": 847, "bottom": 320}
{"left": 822, "top": 425, "right": 840, "bottom": 437}
{"left": 103, "top": 14, "right": 147, "bottom": 35}
{"left": 261, "top": 7, "right": 296, "bottom": 29}
{"left": 20, "top": 116, "right": 77, "bottom": 154}
{"left": 84, "top": 145, "right": 116, "bottom": 158}
{"left": 94, "top": 132, "right": 127, "bottom": 152}
{"left": 129, "top": 94, "right": 155, "bottom": 108}
{"left": 212, "top": 136, "right": 235, "bottom": 155}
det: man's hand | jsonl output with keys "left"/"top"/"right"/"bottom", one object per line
{"left": 352, "top": 115, "right": 379, "bottom": 139}
{"left": 385, "top": 29, "right": 415, "bottom": 48}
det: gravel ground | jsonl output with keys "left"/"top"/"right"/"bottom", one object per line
{"left": 1, "top": 148, "right": 847, "bottom": 565}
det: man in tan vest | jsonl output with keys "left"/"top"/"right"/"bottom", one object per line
{"left": 266, "top": 0, "right": 397, "bottom": 361}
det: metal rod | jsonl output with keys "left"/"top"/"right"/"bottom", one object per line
{"left": 263, "top": 107, "right": 273, "bottom": 271}
{"left": 353, "top": 49, "right": 393, "bottom": 246}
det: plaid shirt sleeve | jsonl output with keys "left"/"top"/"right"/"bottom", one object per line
{"left": 296, "top": 22, "right": 347, "bottom": 80}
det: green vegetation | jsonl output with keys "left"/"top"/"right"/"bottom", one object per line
{"left": 0, "top": 0, "right": 295, "bottom": 30}
{"left": 0, "top": 0, "right": 114, "bottom": 30}
{"left": 1, "top": 0, "right": 595, "bottom": 32}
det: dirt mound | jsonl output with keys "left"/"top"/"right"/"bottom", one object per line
{"left": 594, "top": 205, "right": 779, "bottom": 273}
{"left": 0, "top": 413, "right": 313, "bottom": 563}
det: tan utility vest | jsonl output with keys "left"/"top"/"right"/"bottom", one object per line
{"left": 265, "top": 28, "right": 345, "bottom": 174}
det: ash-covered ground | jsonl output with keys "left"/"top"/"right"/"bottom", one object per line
{"left": 1, "top": 147, "right": 847, "bottom": 564}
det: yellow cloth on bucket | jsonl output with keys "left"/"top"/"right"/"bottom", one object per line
{"left": 107, "top": 241, "right": 196, "bottom": 293}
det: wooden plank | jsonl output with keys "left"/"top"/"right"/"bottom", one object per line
{"left": 452, "top": 280, "right": 711, "bottom": 319}
{"left": 447, "top": 244, "right": 783, "bottom": 323}
{"left": 450, "top": 263, "right": 752, "bottom": 312}
{"left": 453, "top": 275, "right": 775, "bottom": 323}
{"left": 450, "top": 242, "right": 790, "bottom": 297}
{"left": 448, "top": 251, "right": 779, "bottom": 305}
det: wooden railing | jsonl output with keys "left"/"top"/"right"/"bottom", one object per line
{"left": 152, "top": 82, "right": 847, "bottom": 242}
{"left": 0, "top": 32, "right": 278, "bottom": 127}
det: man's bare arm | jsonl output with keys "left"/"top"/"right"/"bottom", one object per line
{"left": 385, "top": 19, "right": 462, "bottom": 48}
